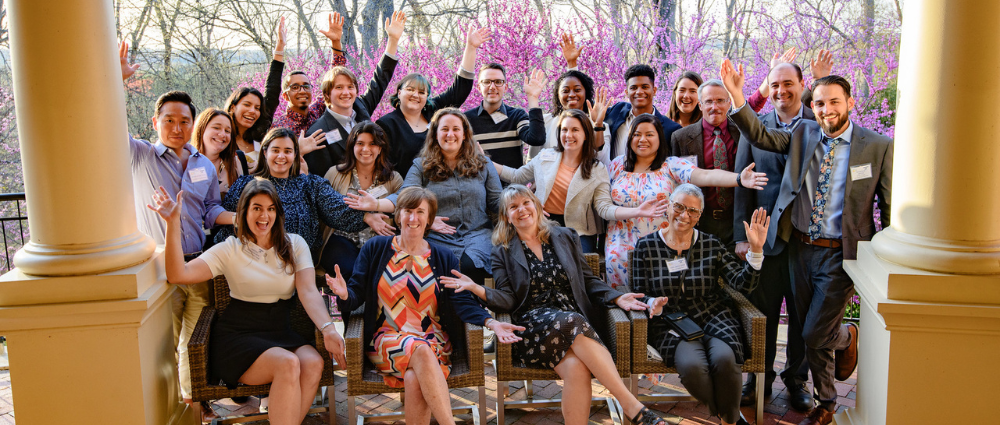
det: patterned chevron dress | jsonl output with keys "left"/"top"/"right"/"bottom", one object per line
{"left": 367, "top": 237, "right": 453, "bottom": 388}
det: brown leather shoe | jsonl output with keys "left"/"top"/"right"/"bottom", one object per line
{"left": 835, "top": 323, "right": 859, "bottom": 381}
{"left": 798, "top": 406, "right": 834, "bottom": 425}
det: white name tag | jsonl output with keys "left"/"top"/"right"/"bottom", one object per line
{"left": 538, "top": 150, "right": 558, "bottom": 162}
{"left": 681, "top": 155, "right": 698, "bottom": 167}
{"left": 490, "top": 111, "right": 508, "bottom": 124}
{"left": 366, "top": 185, "right": 389, "bottom": 199}
{"left": 850, "top": 163, "right": 873, "bottom": 181}
{"left": 325, "top": 130, "right": 343, "bottom": 145}
{"left": 666, "top": 257, "right": 689, "bottom": 273}
{"left": 189, "top": 167, "right": 209, "bottom": 183}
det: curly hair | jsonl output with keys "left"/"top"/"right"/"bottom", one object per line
{"left": 549, "top": 70, "right": 595, "bottom": 116}
{"left": 418, "top": 108, "right": 489, "bottom": 182}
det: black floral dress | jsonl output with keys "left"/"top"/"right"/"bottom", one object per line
{"left": 512, "top": 241, "right": 604, "bottom": 368}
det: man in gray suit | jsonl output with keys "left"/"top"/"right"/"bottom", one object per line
{"left": 669, "top": 79, "right": 740, "bottom": 248}
{"left": 732, "top": 62, "right": 815, "bottom": 412}
{"left": 721, "top": 60, "right": 892, "bottom": 425}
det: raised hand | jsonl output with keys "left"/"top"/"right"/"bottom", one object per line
{"left": 384, "top": 11, "right": 406, "bottom": 41}
{"left": 275, "top": 16, "right": 287, "bottom": 52}
{"left": 587, "top": 86, "right": 611, "bottom": 125}
{"left": 649, "top": 296, "right": 669, "bottom": 317}
{"left": 559, "top": 33, "right": 584, "bottom": 68}
{"left": 466, "top": 27, "right": 493, "bottom": 49}
{"left": 491, "top": 321, "right": 526, "bottom": 344}
{"left": 810, "top": 49, "right": 834, "bottom": 80}
{"left": 440, "top": 269, "right": 479, "bottom": 294}
{"left": 319, "top": 12, "right": 344, "bottom": 44}
{"left": 636, "top": 198, "right": 669, "bottom": 218}
{"left": 770, "top": 46, "right": 797, "bottom": 68}
{"left": 324, "top": 265, "right": 349, "bottom": 300}
{"left": 615, "top": 293, "right": 649, "bottom": 311}
{"left": 430, "top": 216, "right": 456, "bottom": 234}
{"left": 740, "top": 162, "right": 768, "bottom": 190}
{"left": 146, "top": 186, "right": 182, "bottom": 223}
{"left": 364, "top": 213, "right": 397, "bottom": 236}
{"left": 119, "top": 41, "right": 140, "bottom": 82}
{"left": 321, "top": 327, "right": 347, "bottom": 369}
{"left": 524, "top": 69, "right": 546, "bottom": 105}
{"left": 719, "top": 59, "right": 746, "bottom": 98}
{"left": 344, "top": 189, "right": 379, "bottom": 211}
{"left": 298, "top": 129, "right": 325, "bottom": 155}
{"left": 743, "top": 207, "right": 771, "bottom": 253}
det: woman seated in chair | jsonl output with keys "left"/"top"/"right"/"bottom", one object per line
{"left": 441, "top": 184, "right": 669, "bottom": 425}
{"left": 325, "top": 187, "right": 522, "bottom": 425}
{"left": 148, "top": 179, "right": 345, "bottom": 425}
{"left": 631, "top": 184, "right": 770, "bottom": 425}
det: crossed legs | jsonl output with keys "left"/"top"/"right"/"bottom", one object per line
{"left": 401, "top": 344, "right": 456, "bottom": 425}
{"left": 553, "top": 335, "right": 654, "bottom": 425}
{"left": 239, "top": 345, "right": 324, "bottom": 425}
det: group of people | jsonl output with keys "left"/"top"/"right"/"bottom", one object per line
{"left": 125, "top": 12, "right": 891, "bottom": 425}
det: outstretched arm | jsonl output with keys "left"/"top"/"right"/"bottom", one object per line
{"left": 383, "top": 10, "right": 405, "bottom": 57}
{"left": 460, "top": 27, "right": 492, "bottom": 74}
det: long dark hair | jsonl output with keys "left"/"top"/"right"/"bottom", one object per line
{"left": 419, "top": 108, "right": 488, "bottom": 182}
{"left": 549, "top": 70, "right": 595, "bottom": 116}
{"left": 554, "top": 109, "right": 598, "bottom": 180}
{"left": 191, "top": 108, "right": 238, "bottom": 186}
{"left": 667, "top": 71, "right": 704, "bottom": 124}
{"left": 336, "top": 121, "right": 395, "bottom": 183}
{"left": 254, "top": 128, "right": 301, "bottom": 178}
{"left": 623, "top": 114, "right": 669, "bottom": 172}
{"left": 235, "top": 178, "right": 296, "bottom": 273}
{"left": 225, "top": 87, "right": 269, "bottom": 144}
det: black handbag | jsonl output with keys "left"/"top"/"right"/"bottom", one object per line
{"left": 664, "top": 231, "right": 704, "bottom": 341}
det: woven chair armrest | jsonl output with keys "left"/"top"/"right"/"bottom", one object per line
{"left": 187, "top": 306, "right": 217, "bottom": 399}
{"left": 464, "top": 322, "right": 485, "bottom": 381}
{"left": 723, "top": 286, "right": 766, "bottom": 370}
{"left": 606, "top": 307, "right": 631, "bottom": 377}
{"left": 495, "top": 313, "right": 513, "bottom": 374}
{"left": 629, "top": 310, "right": 651, "bottom": 367}
{"left": 345, "top": 314, "right": 365, "bottom": 378}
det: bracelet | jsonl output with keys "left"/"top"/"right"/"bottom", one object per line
{"left": 484, "top": 318, "right": 497, "bottom": 328}
{"left": 735, "top": 172, "right": 744, "bottom": 188}
{"left": 319, "top": 321, "right": 336, "bottom": 331}
{"left": 593, "top": 125, "right": 606, "bottom": 132}
{"left": 332, "top": 47, "right": 345, "bottom": 53}
{"left": 273, "top": 50, "right": 284, "bottom": 56}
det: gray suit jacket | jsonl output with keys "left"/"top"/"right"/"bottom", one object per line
{"left": 732, "top": 108, "right": 815, "bottom": 255}
{"left": 729, "top": 105, "right": 892, "bottom": 260}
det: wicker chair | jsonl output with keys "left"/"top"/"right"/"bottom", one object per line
{"left": 344, "top": 308, "right": 487, "bottom": 425}
{"left": 494, "top": 253, "right": 630, "bottom": 425}
{"left": 626, "top": 251, "right": 766, "bottom": 425}
{"left": 188, "top": 276, "right": 339, "bottom": 424}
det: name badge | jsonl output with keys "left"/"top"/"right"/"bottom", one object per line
{"left": 850, "top": 163, "right": 873, "bottom": 181}
{"left": 325, "top": 130, "right": 343, "bottom": 145}
{"left": 490, "top": 111, "right": 508, "bottom": 124}
{"left": 538, "top": 150, "right": 558, "bottom": 162}
{"left": 666, "top": 258, "right": 689, "bottom": 273}
{"left": 680, "top": 155, "right": 698, "bottom": 167}
{"left": 189, "top": 167, "right": 209, "bottom": 183}
{"left": 366, "top": 185, "right": 389, "bottom": 199}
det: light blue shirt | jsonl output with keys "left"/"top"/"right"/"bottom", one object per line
{"left": 777, "top": 105, "right": 805, "bottom": 130}
{"left": 130, "top": 136, "right": 225, "bottom": 254}
{"left": 792, "top": 121, "right": 853, "bottom": 239}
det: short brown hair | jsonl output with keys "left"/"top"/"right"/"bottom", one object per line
{"left": 394, "top": 187, "right": 438, "bottom": 237}
{"left": 812, "top": 75, "right": 852, "bottom": 99}
{"left": 320, "top": 67, "right": 359, "bottom": 98}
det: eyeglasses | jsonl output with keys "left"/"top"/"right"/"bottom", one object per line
{"left": 671, "top": 202, "right": 702, "bottom": 217}
{"left": 479, "top": 79, "right": 506, "bottom": 87}
{"left": 287, "top": 83, "right": 312, "bottom": 92}
{"left": 700, "top": 99, "right": 730, "bottom": 107}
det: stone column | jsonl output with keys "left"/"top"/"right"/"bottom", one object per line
{"left": 9, "top": 0, "right": 155, "bottom": 276}
{"left": 842, "top": 1, "right": 1000, "bottom": 424}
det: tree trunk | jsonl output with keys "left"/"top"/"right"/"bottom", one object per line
{"left": 360, "top": 0, "right": 393, "bottom": 55}
{"left": 328, "top": 0, "right": 358, "bottom": 52}
{"left": 292, "top": 0, "right": 323, "bottom": 53}
{"left": 861, "top": 0, "right": 875, "bottom": 97}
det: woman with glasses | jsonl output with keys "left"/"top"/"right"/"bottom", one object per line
{"left": 604, "top": 114, "right": 767, "bottom": 288}
{"left": 631, "top": 183, "right": 770, "bottom": 425}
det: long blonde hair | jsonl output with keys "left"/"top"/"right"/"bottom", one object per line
{"left": 491, "top": 184, "right": 553, "bottom": 248}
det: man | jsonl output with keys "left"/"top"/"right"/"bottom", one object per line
{"left": 604, "top": 64, "right": 682, "bottom": 162}
{"left": 464, "top": 63, "right": 546, "bottom": 168}
{"left": 669, "top": 79, "right": 739, "bottom": 247}
{"left": 733, "top": 61, "right": 818, "bottom": 412}
{"left": 303, "top": 11, "right": 406, "bottom": 177}
{"left": 721, "top": 60, "right": 892, "bottom": 425}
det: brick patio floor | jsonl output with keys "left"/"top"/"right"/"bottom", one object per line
{"left": 0, "top": 325, "right": 857, "bottom": 424}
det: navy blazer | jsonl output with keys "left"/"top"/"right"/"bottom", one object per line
{"left": 732, "top": 107, "right": 815, "bottom": 255}
{"left": 337, "top": 236, "right": 492, "bottom": 355}
{"left": 304, "top": 54, "right": 398, "bottom": 177}
{"left": 604, "top": 102, "right": 682, "bottom": 159}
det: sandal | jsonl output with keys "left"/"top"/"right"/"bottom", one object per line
{"left": 630, "top": 406, "right": 666, "bottom": 425}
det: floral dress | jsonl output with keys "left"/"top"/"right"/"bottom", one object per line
{"left": 368, "top": 237, "right": 452, "bottom": 388}
{"left": 605, "top": 156, "right": 695, "bottom": 288}
{"left": 513, "top": 242, "right": 604, "bottom": 369}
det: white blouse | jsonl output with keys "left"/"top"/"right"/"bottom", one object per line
{"left": 199, "top": 234, "right": 313, "bottom": 303}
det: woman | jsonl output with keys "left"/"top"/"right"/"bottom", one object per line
{"left": 528, "top": 70, "right": 610, "bottom": 160}
{"left": 666, "top": 72, "right": 704, "bottom": 128}
{"left": 350, "top": 108, "right": 501, "bottom": 285}
{"left": 322, "top": 121, "right": 403, "bottom": 279}
{"left": 377, "top": 27, "right": 491, "bottom": 176}
{"left": 216, "top": 128, "right": 371, "bottom": 264}
{"left": 191, "top": 108, "right": 245, "bottom": 199}
{"left": 604, "top": 114, "right": 766, "bottom": 287}
{"left": 325, "top": 187, "right": 522, "bottom": 425}
{"left": 441, "top": 185, "right": 669, "bottom": 425}
{"left": 496, "top": 109, "right": 666, "bottom": 253}
{"left": 632, "top": 184, "right": 769, "bottom": 425}
{"left": 148, "top": 179, "right": 345, "bottom": 425}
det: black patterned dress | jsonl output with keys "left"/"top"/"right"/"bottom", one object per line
{"left": 512, "top": 241, "right": 604, "bottom": 368}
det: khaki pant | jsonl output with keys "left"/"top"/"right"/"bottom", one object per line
{"left": 172, "top": 281, "right": 211, "bottom": 399}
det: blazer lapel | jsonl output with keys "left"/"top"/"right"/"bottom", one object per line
{"left": 508, "top": 238, "right": 531, "bottom": 278}
{"left": 685, "top": 127, "right": 705, "bottom": 168}
{"left": 843, "top": 123, "right": 869, "bottom": 232}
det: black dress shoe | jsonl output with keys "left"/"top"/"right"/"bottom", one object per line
{"left": 786, "top": 382, "right": 814, "bottom": 413}
{"left": 740, "top": 375, "right": 773, "bottom": 406}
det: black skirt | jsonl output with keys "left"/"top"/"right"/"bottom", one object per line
{"left": 209, "top": 297, "right": 312, "bottom": 389}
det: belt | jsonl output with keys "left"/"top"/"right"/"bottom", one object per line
{"left": 184, "top": 251, "right": 203, "bottom": 262}
{"left": 707, "top": 209, "right": 733, "bottom": 220}
{"left": 792, "top": 230, "right": 842, "bottom": 249}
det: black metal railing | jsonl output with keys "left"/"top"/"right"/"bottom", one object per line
{"left": 0, "top": 192, "right": 28, "bottom": 274}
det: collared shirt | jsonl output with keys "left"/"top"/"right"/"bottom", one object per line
{"left": 270, "top": 53, "right": 349, "bottom": 135}
{"left": 465, "top": 102, "right": 545, "bottom": 168}
{"left": 777, "top": 105, "right": 805, "bottom": 130}
{"left": 325, "top": 107, "right": 358, "bottom": 133}
{"left": 700, "top": 118, "right": 736, "bottom": 210}
{"left": 130, "top": 136, "right": 225, "bottom": 254}
{"left": 791, "top": 121, "right": 854, "bottom": 239}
